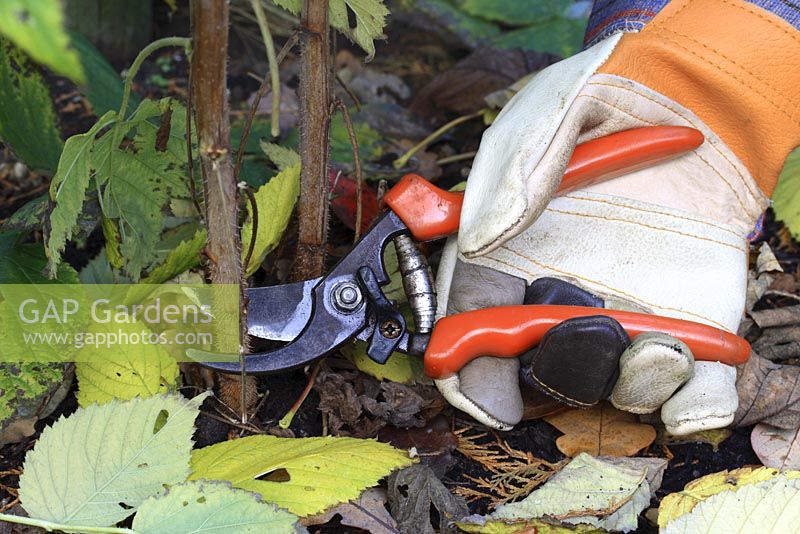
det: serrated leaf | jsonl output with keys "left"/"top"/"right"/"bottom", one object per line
{"left": 0, "top": 232, "right": 78, "bottom": 284}
{"left": 18, "top": 392, "right": 209, "bottom": 527}
{"left": 189, "top": 435, "right": 414, "bottom": 516}
{"left": 47, "top": 111, "right": 117, "bottom": 277}
{"left": 260, "top": 141, "right": 300, "bottom": 171}
{"left": 78, "top": 249, "right": 128, "bottom": 284}
{"left": 773, "top": 147, "right": 800, "bottom": 239}
{"left": 460, "top": 0, "right": 572, "bottom": 26}
{"left": 0, "top": 0, "right": 85, "bottom": 83}
{"left": 0, "top": 40, "right": 63, "bottom": 173}
{"left": 663, "top": 476, "right": 800, "bottom": 533}
{"left": 273, "top": 0, "right": 389, "bottom": 60}
{"left": 133, "top": 480, "right": 303, "bottom": 534}
{"left": 75, "top": 326, "right": 180, "bottom": 406}
{"left": 491, "top": 17, "right": 587, "bottom": 58}
{"left": 143, "top": 229, "right": 206, "bottom": 284}
{"left": 388, "top": 464, "right": 468, "bottom": 534}
{"left": 657, "top": 466, "right": 800, "bottom": 528}
{"left": 490, "top": 454, "right": 648, "bottom": 533}
{"left": 242, "top": 164, "right": 300, "bottom": 276}
{"left": 2, "top": 195, "right": 48, "bottom": 232}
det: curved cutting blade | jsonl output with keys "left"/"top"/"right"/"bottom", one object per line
{"left": 246, "top": 277, "right": 321, "bottom": 341}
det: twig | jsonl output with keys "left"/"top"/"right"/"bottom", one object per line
{"left": 436, "top": 150, "right": 477, "bottom": 166}
{"left": 279, "top": 359, "right": 323, "bottom": 429}
{"left": 0, "top": 513, "right": 135, "bottom": 534}
{"left": 249, "top": 0, "right": 281, "bottom": 138}
{"left": 393, "top": 109, "right": 486, "bottom": 169}
{"left": 336, "top": 72, "right": 361, "bottom": 111}
{"left": 202, "top": 409, "right": 264, "bottom": 434}
{"left": 185, "top": 50, "right": 203, "bottom": 219}
{"left": 234, "top": 31, "right": 299, "bottom": 180}
{"left": 334, "top": 99, "right": 364, "bottom": 242}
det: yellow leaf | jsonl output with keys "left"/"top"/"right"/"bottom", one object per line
{"left": 657, "top": 466, "right": 800, "bottom": 528}
{"left": 343, "top": 341, "right": 426, "bottom": 384}
{"left": 457, "top": 519, "right": 603, "bottom": 533}
{"left": 242, "top": 164, "right": 300, "bottom": 276}
{"left": 543, "top": 402, "right": 656, "bottom": 457}
{"left": 189, "top": 435, "right": 415, "bottom": 516}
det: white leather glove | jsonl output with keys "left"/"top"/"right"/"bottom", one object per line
{"left": 434, "top": 0, "right": 800, "bottom": 434}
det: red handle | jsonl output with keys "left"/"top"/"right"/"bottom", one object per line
{"left": 423, "top": 305, "right": 750, "bottom": 379}
{"left": 385, "top": 126, "right": 704, "bottom": 241}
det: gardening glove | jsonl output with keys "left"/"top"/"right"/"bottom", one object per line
{"left": 434, "top": 0, "right": 800, "bottom": 434}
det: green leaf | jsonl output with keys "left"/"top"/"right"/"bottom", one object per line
{"left": 0, "top": 363, "right": 69, "bottom": 445}
{"left": 658, "top": 466, "right": 800, "bottom": 528}
{"left": 78, "top": 250, "right": 126, "bottom": 284}
{"left": 490, "top": 454, "right": 653, "bottom": 533}
{"left": 2, "top": 195, "right": 48, "bottom": 232}
{"left": 0, "top": 0, "right": 85, "bottom": 83}
{"left": 47, "top": 111, "right": 117, "bottom": 277}
{"left": 330, "top": 112, "right": 383, "bottom": 164}
{"left": 189, "top": 435, "right": 414, "bottom": 516}
{"left": 260, "top": 141, "right": 300, "bottom": 171}
{"left": 75, "top": 327, "right": 180, "bottom": 406}
{"left": 344, "top": 341, "right": 426, "bottom": 384}
{"left": 405, "top": 0, "right": 500, "bottom": 49}
{"left": 460, "top": 0, "right": 572, "bottom": 26}
{"left": 664, "top": 476, "right": 800, "bottom": 533}
{"left": 133, "top": 480, "right": 303, "bottom": 534}
{"left": 0, "top": 40, "right": 64, "bottom": 173}
{"left": 242, "top": 164, "right": 300, "bottom": 276}
{"left": 273, "top": 0, "right": 389, "bottom": 60}
{"left": 491, "top": 17, "right": 588, "bottom": 58}
{"left": 773, "top": 148, "right": 800, "bottom": 239}
{"left": 92, "top": 99, "right": 190, "bottom": 279}
{"left": 18, "top": 393, "right": 209, "bottom": 527}
{"left": 143, "top": 229, "right": 206, "bottom": 284}
{"left": 0, "top": 232, "right": 78, "bottom": 284}
{"left": 70, "top": 31, "right": 136, "bottom": 116}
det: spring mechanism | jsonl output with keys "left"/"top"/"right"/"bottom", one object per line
{"left": 393, "top": 234, "right": 437, "bottom": 333}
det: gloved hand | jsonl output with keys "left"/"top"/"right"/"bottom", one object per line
{"left": 434, "top": 0, "right": 800, "bottom": 434}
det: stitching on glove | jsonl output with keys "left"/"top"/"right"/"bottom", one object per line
{"left": 478, "top": 251, "right": 731, "bottom": 330}
{"left": 526, "top": 370, "right": 593, "bottom": 408}
{"left": 575, "top": 91, "right": 755, "bottom": 217}
{"left": 716, "top": 0, "right": 800, "bottom": 44}
{"left": 647, "top": 30, "right": 800, "bottom": 128}
{"left": 543, "top": 207, "right": 746, "bottom": 252}
{"left": 563, "top": 194, "right": 742, "bottom": 240}
{"left": 658, "top": 25, "right": 800, "bottom": 109}
{"left": 586, "top": 79, "right": 762, "bottom": 204}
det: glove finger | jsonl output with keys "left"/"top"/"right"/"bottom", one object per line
{"left": 523, "top": 315, "right": 629, "bottom": 407}
{"left": 610, "top": 332, "right": 694, "bottom": 414}
{"left": 437, "top": 260, "right": 526, "bottom": 429}
{"left": 661, "top": 361, "right": 738, "bottom": 435}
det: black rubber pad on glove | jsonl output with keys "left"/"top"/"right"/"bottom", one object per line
{"left": 522, "top": 315, "right": 629, "bottom": 407}
{"left": 524, "top": 277, "right": 605, "bottom": 308}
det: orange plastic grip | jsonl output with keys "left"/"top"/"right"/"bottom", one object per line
{"left": 384, "top": 126, "right": 704, "bottom": 241}
{"left": 423, "top": 305, "right": 750, "bottom": 379}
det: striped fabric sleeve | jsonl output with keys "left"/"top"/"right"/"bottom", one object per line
{"left": 584, "top": 0, "right": 800, "bottom": 48}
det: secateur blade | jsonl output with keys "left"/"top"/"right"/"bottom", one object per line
{"left": 246, "top": 278, "right": 320, "bottom": 341}
{"left": 191, "top": 211, "right": 421, "bottom": 374}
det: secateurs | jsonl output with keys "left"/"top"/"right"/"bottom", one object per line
{"left": 192, "top": 125, "right": 752, "bottom": 379}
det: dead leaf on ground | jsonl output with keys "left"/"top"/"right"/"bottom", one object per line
{"left": 302, "top": 488, "right": 398, "bottom": 534}
{"left": 751, "top": 423, "right": 800, "bottom": 470}
{"left": 314, "top": 366, "right": 445, "bottom": 438}
{"left": 656, "top": 428, "right": 732, "bottom": 452}
{"left": 734, "top": 351, "right": 800, "bottom": 430}
{"left": 388, "top": 464, "right": 469, "bottom": 534}
{"left": 378, "top": 416, "right": 459, "bottom": 476}
{"left": 410, "top": 47, "right": 554, "bottom": 118}
{"left": 543, "top": 402, "right": 656, "bottom": 457}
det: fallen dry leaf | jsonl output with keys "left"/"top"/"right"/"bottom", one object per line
{"left": 388, "top": 464, "right": 468, "bottom": 534}
{"left": 543, "top": 402, "right": 656, "bottom": 457}
{"left": 751, "top": 423, "right": 800, "bottom": 470}
{"left": 378, "top": 416, "right": 458, "bottom": 476}
{"left": 734, "top": 351, "right": 800, "bottom": 430}
{"left": 410, "top": 47, "right": 553, "bottom": 118}
{"left": 301, "top": 488, "right": 397, "bottom": 534}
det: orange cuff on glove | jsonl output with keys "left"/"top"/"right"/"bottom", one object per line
{"left": 598, "top": 0, "right": 800, "bottom": 195}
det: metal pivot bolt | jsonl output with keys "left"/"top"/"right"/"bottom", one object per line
{"left": 332, "top": 281, "right": 363, "bottom": 312}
